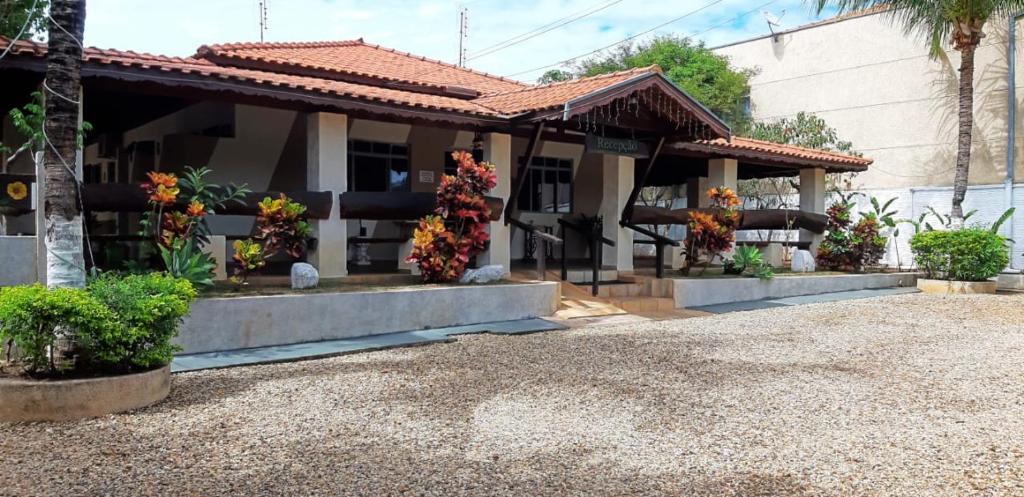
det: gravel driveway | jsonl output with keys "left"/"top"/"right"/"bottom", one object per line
{"left": 4, "top": 293, "right": 1024, "bottom": 496}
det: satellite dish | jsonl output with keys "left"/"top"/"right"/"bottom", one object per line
{"left": 762, "top": 10, "right": 786, "bottom": 41}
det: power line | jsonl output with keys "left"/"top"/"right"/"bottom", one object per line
{"left": 504, "top": 0, "right": 727, "bottom": 79}
{"left": 466, "top": 0, "right": 625, "bottom": 62}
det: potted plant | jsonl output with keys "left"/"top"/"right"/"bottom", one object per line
{"left": 910, "top": 228, "right": 1008, "bottom": 294}
{"left": 0, "top": 273, "right": 195, "bottom": 421}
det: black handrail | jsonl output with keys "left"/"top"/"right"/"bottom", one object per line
{"left": 557, "top": 217, "right": 615, "bottom": 296}
{"left": 621, "top": 222, "right": 679, "bottom": 279}
{"left": 509, "top": 217, "right": 563, "bottom": 281}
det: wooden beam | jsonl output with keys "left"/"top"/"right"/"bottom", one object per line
{"left": 81, "top": 183, "right": 335, "bottom": 219}
{"left": 339, "top": 191, "right": 503, "bottom": 221}
{"left": 620, "top": 136, "right": 665, "bottom": 223}
{"left": 503, "top": 122, "right": 544, "bottom": 224}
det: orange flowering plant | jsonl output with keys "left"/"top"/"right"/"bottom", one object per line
{"left": 683, "top": 186, "right": 741, "bottom": 275}
{"left": 139, "top": 166, "right": 250, "bottom": 286}
{"left": 230, "top": 194, "right": 312, "bottom": 285}
{"left": 407, "top": 151, "right": 497, "bottom": 282}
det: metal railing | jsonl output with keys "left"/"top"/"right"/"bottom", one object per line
{"left": 557, "top": 217, "right": 615, "bottom": 296}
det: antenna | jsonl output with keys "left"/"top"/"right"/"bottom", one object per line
{"left": 762, "top": 9, "right": 785, "bottom": 41}
{"left": 258, "top": 0, "right": 270, "bottom": 43}
{"left": 457, "top": 4, "right": 469, "bottom": 67}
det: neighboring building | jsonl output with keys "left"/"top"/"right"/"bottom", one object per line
{"left": 0, "top": 37, "right": 866, "bottom": 291}
{"left": 714, "top": 8, "right": 1024, "bottom": 268}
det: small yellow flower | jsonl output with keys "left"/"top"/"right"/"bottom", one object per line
{"left": 6, "top": 181, "right": 28, "bottom": 201}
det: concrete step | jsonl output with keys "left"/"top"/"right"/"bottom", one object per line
{"left": 607, "top": 297, "right": 676, "bottom": 313}
{"left": 596, "top": 282, "right": 645, "bottom": 298}
{"left": 565, "top": 268, "right": 618, "bottom": 284}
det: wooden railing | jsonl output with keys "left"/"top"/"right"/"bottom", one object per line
{"left": 622, "top": 222, "right": 679, "bottom": 279}
{"left": 508, "top": 218, "right": 562, "bottom": 281}
{"left": 557, "top": 217, "right": 615, "bottom": 296}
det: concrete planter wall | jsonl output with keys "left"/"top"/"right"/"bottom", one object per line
{"left": 0, "top": 236, "right": 38, "bottom": 287}
{"left": 917, "top": 278, "right": 998, "bottom": 295}
{"left": 0, "top": 366, "right": 170, "bottom": 422}
{"left": 997, "top": 273, "right": 1024, "bottom": 292}
{"left": 176, "top": 282, "right": 560, "bottom": 354}
{"left": 673, "top": 272, "right": 918, "bottom": 308}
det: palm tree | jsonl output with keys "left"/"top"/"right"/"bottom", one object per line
{"left": 42, "top": 0, "right": 87, "bottom": 287}
{"left": 812, "top": 0, "right": 1024, "bottom": 227}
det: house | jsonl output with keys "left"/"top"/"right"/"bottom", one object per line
{"left": 0, "top": 37, "right": 870, "bottom": 293}
{"left": 713, "top": 8, "right": 1024, "bottom": 268}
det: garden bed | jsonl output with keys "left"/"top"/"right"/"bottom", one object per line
{"left": 0, "top": 365, "right": 170, "bottom": 422}
{"left": 673, "top": 272, "right": 918, "bottom": 308}
{"left": 176, "top": 281, "right": 560, "bottom": 354}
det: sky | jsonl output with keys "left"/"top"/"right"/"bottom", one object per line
{"left": 82, "top": 0, "right": 838, "bottom": 83}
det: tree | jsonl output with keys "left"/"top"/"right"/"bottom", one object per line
{"left": 537, "top": 69, "right": 573, "bottom": 85}
{"left": 0, "top": 0, "right": 49, "bottom": 40}
{"left": 813, "top": 0, "right": 1024, "bottom": 227}
{"left": 572, "top": 35, "right": 756, "bottom": 129}
{"left": 749, "top": 112, "right": 860, "bottom": 156}
{"left": 41, "top": 0, "right": 87, "bottom": 288}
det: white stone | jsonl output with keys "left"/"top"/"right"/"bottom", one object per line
{"left": 291, "top": 263, "right": 320, "bottom": 289}
{"left": 459, "top": 265, "right": 506, "bottom": 284}
{"left": 791, "top": 250, "right": 816, "bottom": 273}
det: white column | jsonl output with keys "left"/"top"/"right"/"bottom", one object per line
{"left": 599, "top": 154, "right": 634, "bottom": 272}
{"left": 687, "top": 176, "right": 708, "bottom": 208}
{"left": 202, "top": 235, "right": 228, "bottom": 281}
{"left": 478, "top": 133, "right": 511, "bottom": 272}
{"left": 306, "top": 112, "right": 348, "bottom": 278}
{"left": 800, "top": 167, "right": 827, "bottom": 251}
{"left": 706, "top": 158, "right": 738, "bottom": 192}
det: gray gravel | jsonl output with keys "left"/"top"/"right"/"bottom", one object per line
{"left": 4, "top": 292, "right": 1024, "bottom": 496}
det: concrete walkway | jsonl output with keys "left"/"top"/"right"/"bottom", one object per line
{"left": 171, "top": 318, "right": 566, "bottom": 373}
{"left": 690, "top": 286, "right": 919, "bottom": 314}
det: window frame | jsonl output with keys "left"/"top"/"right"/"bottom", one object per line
{"left": 347, "top": 139, "right": 412, "bottom": 193}
{"left": 516, "top": 155, "right": 573, "bottom": 214}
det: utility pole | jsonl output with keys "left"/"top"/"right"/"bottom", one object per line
{"left": 457, "top": 4, "right": 468, "bottom": 67}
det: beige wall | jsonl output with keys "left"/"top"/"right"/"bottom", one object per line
{"left": 715, "top": 12, "right": 1024, "bottom": 190}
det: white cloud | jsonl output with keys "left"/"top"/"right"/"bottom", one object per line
{"left": 83, "top": 0, "right": 835, "bottom": 81}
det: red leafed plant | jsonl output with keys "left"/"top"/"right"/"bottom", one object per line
{"left": 407, "top": 150, "right": 497, "bottom": 282}
{"left": 683, "top": 186, "right": 741, "bottom": 275}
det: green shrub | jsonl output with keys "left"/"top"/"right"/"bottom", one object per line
{"left": 86, "top": 273, "right": 196, "bottom": 369}
{"left": 0, "top": 285, "right": 115, "bottom": 374}
{"left": 910, "top": 228, "right": 1008, "bottom": 281}
{"left": 0, "top": 274, "right": 195, "bottom": 376}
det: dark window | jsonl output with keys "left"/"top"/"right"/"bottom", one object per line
{"left": 348, "top": 140, "right": 411, "bottom": 192}
{"left": 516, "top": 156, "right": 572, "bottom": 213}
{"left": 443, "top": 149, "right": 484, "bottom": 176}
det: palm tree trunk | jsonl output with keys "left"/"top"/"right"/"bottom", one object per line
{"left": 950, "top": 41, "right": 976, "bottom": 228}
{"left": 42, "top": 0, "right": 87, "bottom": 288}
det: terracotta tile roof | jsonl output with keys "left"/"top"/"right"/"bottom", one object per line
{"left": 698, "top": 136, "right": 872, "bottom": 168}
{"left": 196, "top": 40, "right": 526, "bottom": 95}
{"left": 473, "top": 66, "right": 659, "bottom": 115}
{"left": 1, "top": 37, "right": 503, "bottom": 117}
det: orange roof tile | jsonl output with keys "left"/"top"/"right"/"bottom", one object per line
{"left": 698, "top": 136, "right": 872, "bottom": 168}
{"left": 474, "top": 66, "right": 659, "bottom": 115}
{"left": 196, "top": 40, "right": 526, "bottom": 95}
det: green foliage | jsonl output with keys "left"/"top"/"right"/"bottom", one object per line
{"left": 749, "top": 112, "right": 860, "bottom": 156}
{"left": 159, "top": 238, "right": 216, "bottom": 288}
{"left": 0, "top": 274, "right": 195, "bottom": 376}
{"left": 230, "top": 238, "right": 266, "bottom": 286}
{"left": 573, "top": 35, "right": 756, "bottom": 129}
{"left": 537, "top": 69, "right": 573, "bottom": 84}
{"left": 0, "top": 0, "right": 49, "bottom": 40}
{"left": 86, "top": 273, "right": 195, "bottom": 369}
{"left": 178, "top": 166, "right": 250, "bottom": 242}
{"left": 1, "top": 91, "right": 92, "bottom": 159}
{"left": 817, "top": 200, "right": 887, "bottom": 271}
{"left": 723, "top": 245, "right": 775, "bottom": 280}
{"left": 910, "top": 228, "right": 1008, "bottom": 281}
{"left": 0, "top": 285, "right": 114, "bottom": 374}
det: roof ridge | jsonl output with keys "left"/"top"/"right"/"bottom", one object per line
{"left": 199, "top": 39, "right": 365, "bottom": 54}
{"left": 480, "top": 65, "right": 660, "bottom": 98}
{"left": 728, "top": 136, "right": 870, "bottom": 162}
{"left": 355, "top": 40, "right": 528, "bottom": 88}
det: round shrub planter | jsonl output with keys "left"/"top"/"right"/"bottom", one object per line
{"left": 916, "top": 278, "right": 998, "bottom": 295}
{"left": 0, "top": 365, "right": 170, "bottom": 422}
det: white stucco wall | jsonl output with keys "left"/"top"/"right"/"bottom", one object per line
{"left": 714, "top": 11, "right": 1024, "bottom": 191}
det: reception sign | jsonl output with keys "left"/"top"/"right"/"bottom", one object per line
{"left": 584, "top": 134, "right": 650, "bottom": 159}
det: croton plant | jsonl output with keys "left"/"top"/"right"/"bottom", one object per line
{"left": 407, "top": 150, "right": 497, "bottom": 283}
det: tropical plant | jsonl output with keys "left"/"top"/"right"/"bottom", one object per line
{"left": 683, "top": 186, "right": 741, "bottom": 275}
{"left": 159, "top": 238, "right": 216, "bottom": 288}
{"left": 255, "top": 194, "right": 312, "bottom": 259}
{"left": 868, "top": 196, "right": 901, "bottom": 267}
{"left": 40, "top": 0, "right": 88, "bottom": 288}
{"left": 812, "top": 0, "right": 1024, "bottom": 226}
{"left": 816, "top": 199, "right": 887, "bottom": 271}
{"left": 407, "top": 150, "right": 497, "bottom": 282}
{"left": 230, "top": 239, "right": 266, "bottom": 286}
{"left": 0, "top": 0, "right": 50, "bottom": 40}
{"left": 911, "top": 228, "right": 1009, "bottom": 281}
{"left": 724, "top": 244, "right": 776, "bottom": 280}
